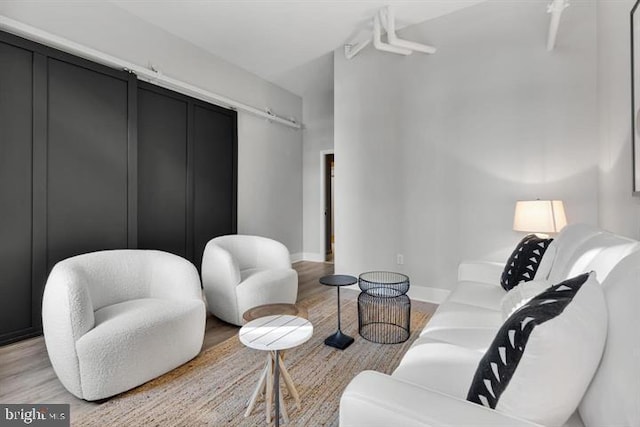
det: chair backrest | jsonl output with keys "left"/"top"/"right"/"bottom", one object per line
{"left": 52, "top": 250, "right": 155, "bottom": 311}
{"left": 211, "top": 235, "right": 291, "bottom": 271}
{"left": 578, "top": 249, "right": 640, "bottom": 427}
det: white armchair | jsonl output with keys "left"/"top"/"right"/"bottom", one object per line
{"left": 201, "top": 235, "right": 298, "bottom": 326}
{"left": 42, "top": 249, "right": 206, "bottom": 401}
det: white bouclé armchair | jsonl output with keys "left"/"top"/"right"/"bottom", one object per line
{"left": 201, "top": 235, "right": 298, "bottom": 326}
{"left": 42, "top": 249, "right": 206, "bottom": 401}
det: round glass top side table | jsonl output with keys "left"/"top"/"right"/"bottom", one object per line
{"left": 319, "top": 274, "right": 356, "bottom": 350}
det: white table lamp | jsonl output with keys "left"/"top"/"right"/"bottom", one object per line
{"left": 513, "top": 200, "right": 567, "bottom": 236}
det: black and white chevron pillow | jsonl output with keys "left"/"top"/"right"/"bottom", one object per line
{"left": 500, "top": 235, "right": 553, "bottom": 291}
{"left": 467, "top": 272, "right": 608, "bottom": 426}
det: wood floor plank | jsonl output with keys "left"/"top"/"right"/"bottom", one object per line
{"left": 0, "top": 261, "right": 436, "bottom": 420}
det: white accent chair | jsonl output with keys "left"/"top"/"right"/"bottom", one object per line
{"left": 42, "top": 250, "right": 206, "bottom": 401}
{"left": 201, "top": 235, "right": 298, "bottom": 326}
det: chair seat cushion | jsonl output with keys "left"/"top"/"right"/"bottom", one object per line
{"left": 236, "top": 268, "right": 298, "bottom": 316}
{"left": 239, "top": 268, "right": 295, "bottom": 283}
{"left": 75, "top": 298, "right": 205, "bottom": 400}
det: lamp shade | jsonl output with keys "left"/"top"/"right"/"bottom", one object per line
{"left": 513, "top": 200, "right": 567, "bottom": 233}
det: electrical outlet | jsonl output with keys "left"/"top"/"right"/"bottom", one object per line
{"left": 396, "top": 254, "right": 404, "bottom": 265}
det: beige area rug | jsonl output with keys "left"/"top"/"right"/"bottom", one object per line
{"left": 74, "top": 293, "right": 432, "bottom": 427}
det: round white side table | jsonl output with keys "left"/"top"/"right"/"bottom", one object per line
{"left": 239, "top": 314, "right": 313, "bottom": 426}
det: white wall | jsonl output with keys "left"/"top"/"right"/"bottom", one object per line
{"left": 274, "top": 53, "right": 335, "bottom": 261}
{"left": 597, "top": 0, "right": 640, "bottom": 239}
{"left": 334, "top": 1, "right": 599, "bottom": 295}
{"left": 301, "top": 56, "right": 335, "bottom": 261}
{"left": 0, "top": 1, "right": 303, "bottom": 255}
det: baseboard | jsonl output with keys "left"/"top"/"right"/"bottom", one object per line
{"left": 292, "top": 252, "right": 325, "bottom": 263}
{"left": 408, "top": 286, "right": 450, "bottom": 304}
{"left": 290, "top": 254, "right": 450, "bottom": 304}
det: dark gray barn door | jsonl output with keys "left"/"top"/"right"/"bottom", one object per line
{"left": 0, "top": 43, "right": 33, "bottom": 337}
{"left": 137, "top": 84, "right": 237, "bottom": 269}
{"left": 46, "top": 58, "right": 129, "bottom": 269}
{"left": 193, "top": 104, "right": 236, "bottom": 269}
{"left": 137, "top": 86, "right": 188, "bottom": 257}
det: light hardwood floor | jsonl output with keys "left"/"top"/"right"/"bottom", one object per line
{"left": 0, "top": 261, "right": 437, "bottom": 419}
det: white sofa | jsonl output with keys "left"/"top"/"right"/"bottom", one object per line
{"left": 201, "top": 235, "right": 298, "bottom": 326}
{"left": 340, "top": 224, "right": 640, "bottom": 427}
{"left": 42, "top": 250, "right": 206, "bottom": 401}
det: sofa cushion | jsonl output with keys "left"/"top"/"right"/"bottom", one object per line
{"left": 419, "top": 327, "right": 498, "bottom": 352}
{"left": 500, "top": 235, "right": 553, "bottom": 291}
{"left": 500, "top": 280, "right": 550, "bottom": 320}
{"left": 534, "top": 240, "right": 557, "bottom": 280}
{"left": 446, "top": 281, "right": 506, "bottom": 311}
{"left": 546, "top": 227, "right": 629, "bottom": 284}
{"left": 467, "top": 272, "right": 607, "bottom": 426}
{"left": 423, "top": 302, "right": 503, "bottom": 331}
{"left": 393, "top": 338, "right": 484, "bottom": 398}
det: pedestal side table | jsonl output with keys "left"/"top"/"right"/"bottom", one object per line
{"left": 319, "top": 274, "right": 356, "bottom": 350}
{"left": 239, "top": 314, "right": 313, "bottom": 427}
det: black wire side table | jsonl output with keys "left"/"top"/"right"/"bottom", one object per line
{"left": 358, "top": 271, "right": 411, "bottom": 344}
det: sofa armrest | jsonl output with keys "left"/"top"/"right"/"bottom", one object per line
{"left": 457, "top": 260, "right": 505, "bottom": 286}
{"left": 340, "top": 371, "right": 542, "bottom": 427}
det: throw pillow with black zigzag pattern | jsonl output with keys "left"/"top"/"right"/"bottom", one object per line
{"left": 500, "top": 234, "right": 553, "bottom": 291}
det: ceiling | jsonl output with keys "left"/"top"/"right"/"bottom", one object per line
{"left": 111, "top": 0, "right": 485, "bottom": 96}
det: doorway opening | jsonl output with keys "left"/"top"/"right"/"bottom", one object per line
{"left": 323, "top": 152, "right": 334, "bottom": 263}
